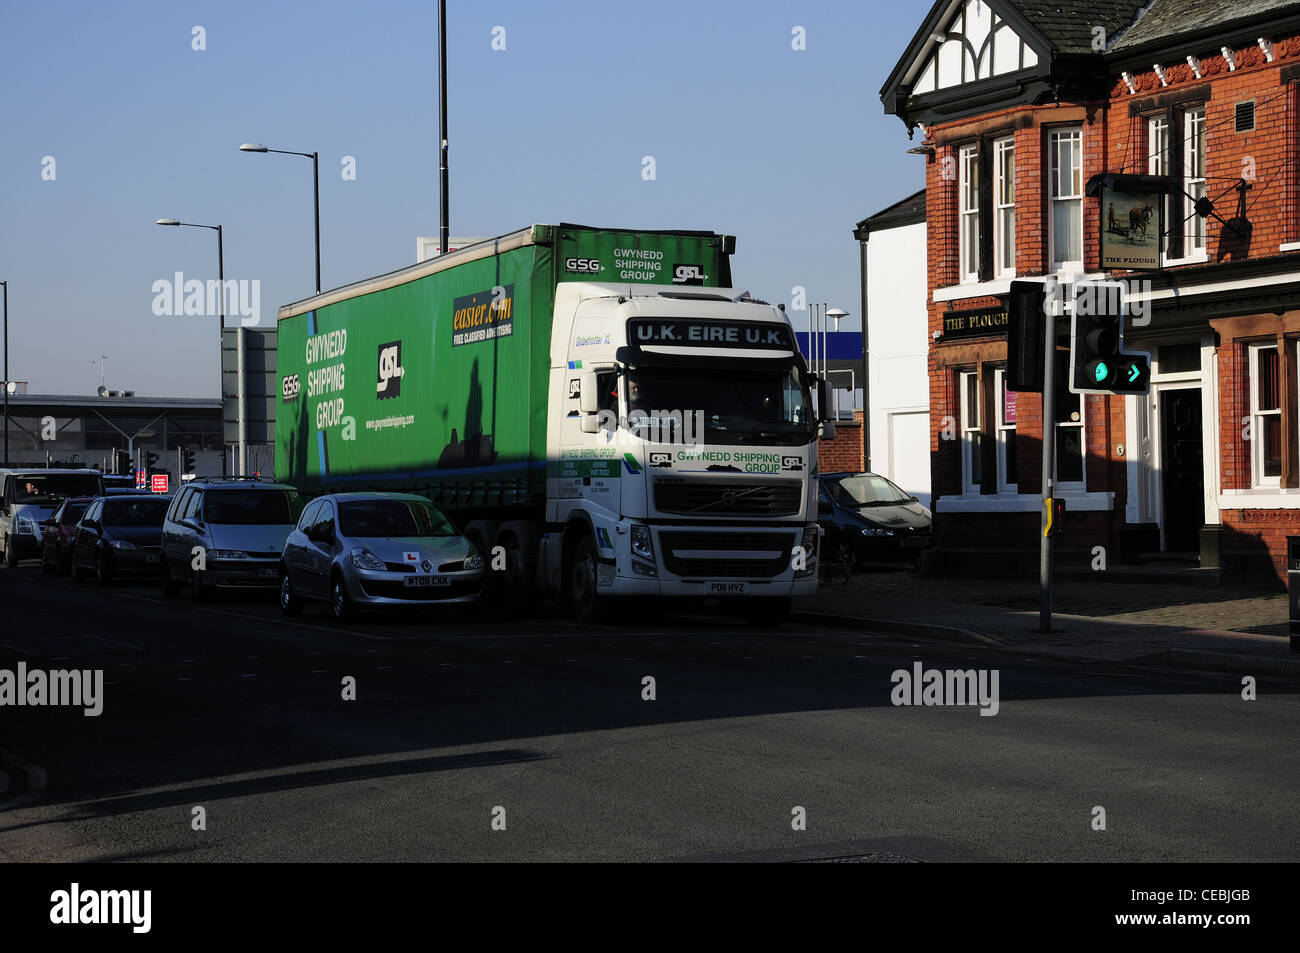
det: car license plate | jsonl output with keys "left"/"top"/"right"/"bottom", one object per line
{"left": 257, "top": 567, "right": 277, "bottom": 578}
{"left": 404, "top": 575, "right": 451, "bottom": 587}
{"left": 901, "top": 536, "right": 931, "bottom": 549}
{"left": 707, "top": 581, "right": 749, "bottom": 595}
{"left": 145, "top": 554, "right": 159, "bottom": 564}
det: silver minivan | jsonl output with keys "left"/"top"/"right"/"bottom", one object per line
{"left": 0, "top": 469, "right": 105, "bottom": 568}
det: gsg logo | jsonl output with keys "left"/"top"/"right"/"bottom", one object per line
{"left": 281, "top": 374, "right": 301, "bottom": 402}
{"left": 565, "top": 257, "right": 601, "bottom": 274}
{"left": 377, "top": 341, "right": 404, "bottom": 399}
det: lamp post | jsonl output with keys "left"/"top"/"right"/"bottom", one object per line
{"left": 239, "top": 143, "right": 321, "bottom": 293}
{"left": 1, "top": 279, "right": 8, "bottom": 466}
{"left": 156, "top": 218, "right": 238, "bottom": 470}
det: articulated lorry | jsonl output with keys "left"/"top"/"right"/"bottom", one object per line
{"left": 275, "top": 224, "right": 831, "bottom": 621}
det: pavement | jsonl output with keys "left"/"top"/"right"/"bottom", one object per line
{"left": 795, "top": 567, "right": 1300, "bottom": 676}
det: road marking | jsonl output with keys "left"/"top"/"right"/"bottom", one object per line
{"left": 115, "top": 593, "right": 165, "bottom": 606}
{"left": 85, "top": 634, "right": 144, "bottom": 651}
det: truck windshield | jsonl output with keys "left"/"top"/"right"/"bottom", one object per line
{"left": 624, "top": 363, "right": 815, "bottom": 446}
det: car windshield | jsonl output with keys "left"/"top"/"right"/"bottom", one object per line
{"left": 13, "top": 474, "right": 102, "bottom": 503}
{"left": 203, "top": 490, "right": 304, "bottom": 525}
{"left": 623, "top": 362, "right": 815, "bottom": 447}
{"left": 102, "top": 498, "right": 170, "bottom": 527}
{"left": 828, "top": 475, "right": 912, "bottom": 507}
{"left": 338, "top": 499, "right": 456, "bottom": 538}
{"left": 61, "top": 503, "right": 89, "bottom": 524}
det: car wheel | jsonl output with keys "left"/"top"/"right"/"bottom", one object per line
{"left": 95, "top": 551, "right": 114, "bottom": 586}
{"left": 41, "top": 544, "right": 53, "bottom": 574}
{"left": 3, "top": 536, "right": 17, "bottom": 569}
{"left": 568, "top": 534, "right": 605, "bottom": 624}
{"left": 280, "top": 569, "right": 302, "bottom": 616}
{"left": 57, "top": 550, "right": 72, "bottom": 577}
{"left": 160, "top": 560, "right": 181, "bottom": 596}
{"left": 330, "top": 575, "right": 354, "bottom": 622}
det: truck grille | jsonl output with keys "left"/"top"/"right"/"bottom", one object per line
{"left": 659, "top": 530, "right": 795, "bottom": 579}
{"left": 653, "top": 479, "right": 802, "bottom": 516}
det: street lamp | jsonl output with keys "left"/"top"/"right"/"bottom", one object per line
{"left": 239, "top": 142, "right": 321, "bottom": 293}
{"left": 156, "top": 217, "right": 237, "bottom": 470}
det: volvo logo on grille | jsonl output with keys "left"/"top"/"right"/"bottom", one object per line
{"left": 421, "top": 559, "right": 432, "bottom": 572}
{"left": 721, "top": 490, "right": 739, "bottom": 506}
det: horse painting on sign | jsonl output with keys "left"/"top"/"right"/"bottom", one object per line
{"left": 1101, "top": 187, "right": 1162, "bottom": 270}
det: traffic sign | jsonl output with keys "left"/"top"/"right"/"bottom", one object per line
{"left": 151, "top": 474, "right": 169, "bottom": 494}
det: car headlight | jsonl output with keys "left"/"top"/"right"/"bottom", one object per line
{"left": 208, "top": 549, "right": 249, "bottom": 559}
{"left": 18, "top": 517, "right": 38, "bottom": 536}
{"left": 861, "top": 526, "right": 895, "bottom": 537}
{"left": 630, "top": 525, "right": 654, "bottom": 561}
{"left": 795, "top": 525, "right": 820, "bottom": 577}
{"left": 464, "top": 550, "right": 484, "bottom": 571}
{"left": 110, "top": 539, "right": 138, "bottom": 550}
{"left": 349, "top": 548, "right": 386, "bottom": 571}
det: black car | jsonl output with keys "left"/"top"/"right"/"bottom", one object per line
{"left": 71, "top": 495, "right": 170, "bottom": 584}
{"left": 816, "top": 472, "right": 932, "bottom": 570}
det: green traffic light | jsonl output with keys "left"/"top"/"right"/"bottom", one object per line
{"left": 1093, "top": 361, "right": 1110, "bottom": 383}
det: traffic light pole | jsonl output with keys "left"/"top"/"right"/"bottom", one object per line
{"left": 1038, "top": 277, "right": 1061, "bottom": 633}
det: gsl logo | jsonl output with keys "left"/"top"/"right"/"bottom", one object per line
{"left": 565, "top": 257, "right": 601, "bottom": 274}
{"left": 377, "top": 341, "right": 404, "bottom": 399}
{"left": 672, "top": 264, "right": 706, "bottom": 285}
{"left": 281, "top": 374, "right": 300, "bottom": 402}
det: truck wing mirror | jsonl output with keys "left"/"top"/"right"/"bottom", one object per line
{"left": 820, "top": 420, "right": 837, "bottom": 440}
{"left": 579, "top": 371, "right": 600, "bottom": 415}
{"left": 579, "top": 414, "right": 601, "bottom": 434}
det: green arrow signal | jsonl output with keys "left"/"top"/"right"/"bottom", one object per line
{"left": 1127, "top": 363, "right": 1141, "bottom": 383}
{"left": 1093, "top": 362, "right": 1110, "bottom": 383}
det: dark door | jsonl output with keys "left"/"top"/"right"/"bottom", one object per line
{"left": 1161, "top": 388, "right": 1204, "bottom": 553}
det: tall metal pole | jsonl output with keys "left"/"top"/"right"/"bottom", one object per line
{"left": 438, "top": 0, "right": 449, "bottom": 256}
{"left": 2, "top": 280, "right": 7, "bottom": 467}
{"left": 1038, "top": 277, "right": 1061, "bottom": 632}
{"left": 312, "top": 152, "right": 321, "bottom": 292}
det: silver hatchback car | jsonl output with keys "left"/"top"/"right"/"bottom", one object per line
{"left": 279, "top": 492, "right": 485, "bottom": 620}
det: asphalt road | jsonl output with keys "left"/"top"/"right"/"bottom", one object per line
{"left": 1, "top": 563, "right": 1297, "bottom": 862}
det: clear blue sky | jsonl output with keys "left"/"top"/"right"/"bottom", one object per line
{"left": 0, "top": 0, "right": 924, "bottom": 397}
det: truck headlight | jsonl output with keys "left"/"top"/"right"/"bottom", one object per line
{"left": 630, "top": 525, "right": 654, "bottom": 561}
{"left": 110, "top": 539, "right": 138, "bottom": 550}
{"left": 349, "top": 548, "right": 386, "bottom": 571}
{"left": 861, "top": 526, "right": 895, "bottom": 537}
{"left": 18, "top": 517, "right": 38, "bottom": 536}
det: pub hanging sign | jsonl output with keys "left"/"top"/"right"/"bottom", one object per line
{"left": 1087, "top": 173, "right": 1174, "bottom": 272}
{"left": 942, "top": 305, "right": 1009, "bottom": 340}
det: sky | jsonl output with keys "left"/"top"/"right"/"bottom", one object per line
{"left": 0, "top": 0, "right": 925, "bottom": 397}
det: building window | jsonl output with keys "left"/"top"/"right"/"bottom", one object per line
{"left": 959, "top": 145, "right": 980, "bottom": 283}
{"left": 1183, "top": 106, "right": 1207, "bottom": 256}
{"left": 1147, "top": 115, "right": 1170, "bottom": 257}
{"left": 960, "top": 369, "right": 981, "bottom": 492}
{"left": 1049, "top": 128, "right": 1083, "bottom": 270}
{"left": 995, "top": 368, "right": 1018, "bottom": 490}
{"left": 994, "top": 138, "right": 1016, "bottom": 277}
{"left": 1054, "top": 389, "right": 1085, "bottom": 490}
{"left": 1250, "top": 343, "right": 1282, "bottom": 487}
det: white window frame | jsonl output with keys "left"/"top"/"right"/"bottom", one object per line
{"left": 993, "top": 137, "right": 1016, "bottom": 278}
{"left": 959, "top": 369, "right": 982, "bottom": 494}
{"left": 1147, "top": 115, "right": 1170, "bottom": 259}
{"left": 1048, "top": 127, "right": 1084, "bottom": 273}
{"left": 1053, "top": 391, "right": 1087, "bottom": 492}
{"left": 1183, "top": 106, "right": 1207, "bottom": 257}
{"left": 995, "top": 368, "right": 1018, "bottom": 492}
{"left": 958, "top": 145, "right": 980, "bottom": 283}
{"left": 1249, "top": 342, "right": 1282, "bottom": 488}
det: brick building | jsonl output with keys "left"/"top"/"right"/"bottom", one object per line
{"left": 881, "top": 0, "right": 1300, "bottom": 583}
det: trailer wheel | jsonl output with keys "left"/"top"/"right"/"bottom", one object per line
{"left": 569, "top": 534, "right": 605, "bottom": 624}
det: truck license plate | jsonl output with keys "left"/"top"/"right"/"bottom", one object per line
{"left": 707, "top": 581, "right": 750, "bottom": 595}
{"left": 404, "top": 575, "right": 451, "bottom": 587}
{"left": 901, "top": 536, "right": 931, "bottom": 549}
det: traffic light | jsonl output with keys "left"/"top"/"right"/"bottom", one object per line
{"left": 144, "top": 450, "right": 159, "bottom": 472}
{"left": 115, "top": 449, "right": 130, "bottom": 474}
{"left": 1006, "top": 281, "right": 1047, "bottom": 392}
{"left": 181, "top": 446, "right": 196, "bottom": 473}
{"left": 1069, "top": 279, "right": 1150, "bottom": 395}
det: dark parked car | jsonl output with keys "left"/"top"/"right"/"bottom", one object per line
{"left": 40, "top": 496, "right": 94, "bottom": 575}
{"left": 71, "top": 495, "right": 170, "bottom": 584}
{"left": 816, "top": 472, "right": 932, "bottom": 570}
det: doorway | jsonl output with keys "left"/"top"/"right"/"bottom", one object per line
{"left": 1160, "top": 387, "right": 1204, "bottom": 553}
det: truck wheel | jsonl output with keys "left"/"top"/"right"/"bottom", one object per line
{"left": 569, "top": 535, "right": 606, "bottom": 624}
{"left": 741, "top": 596, "right": 791, "bottom": 627}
